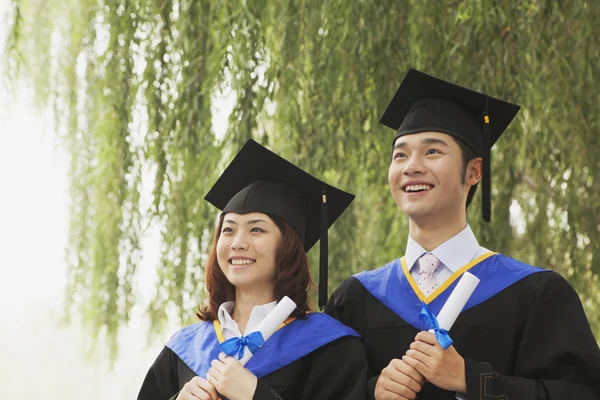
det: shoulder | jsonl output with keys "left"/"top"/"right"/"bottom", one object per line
{"left": 335, "top": 259, "right": 398, "bottom": 295}
{"left": 327, "top": 260, "right": 398, "bottom": 313}
{"left": 152, "top": 345, "right": 181, "bottom": 365}
{"left": 328, "top": 276, "right": 370, "bottom": 311}
{"left": 354, "top": 259, "right": 398, "bottom": 280}
{"left": 333, "top": 275, "right": 366, "bottom": 295}
{"left": 493, "top": 254, "right": 577, "bottom": 297}
{"left": 167, "top": 320, "right": 213, "bottom": 347}
{"left": 489, "top": 253, "right": 545, "bottom": 272}
{"left": 534, "top": 269, "right": 580, "bottom": 298}
{"left": 174, "top": 320, "right": 212, "bottom": 337}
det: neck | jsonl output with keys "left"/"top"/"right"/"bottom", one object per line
{"left": 232, "top": 286, "right": 276, "bottom": 335}
{"left": 408, "top": 212, "right": 467, "bottom": 252}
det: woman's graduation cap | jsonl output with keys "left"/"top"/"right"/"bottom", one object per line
{"left": 204, "top": 139, "right": 355, "bottom": 308}
{"left": 379, "top": 68, "right": 521, "bottom": 222}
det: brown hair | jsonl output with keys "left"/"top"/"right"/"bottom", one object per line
{"left": 196, "top": 214, "right": 313, "bottom": 321}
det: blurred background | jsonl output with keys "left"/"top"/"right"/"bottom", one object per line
{"left": 1, "top": 0, "right": 598, "bottom": 398}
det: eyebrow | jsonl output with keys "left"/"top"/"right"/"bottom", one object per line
{"left": 393, "top": 137, "right": 450, "bottom": 150}
{"left": 248, "top": 219, "right": 268, "bottom": 225}
{"left": 223, "top": 219, "right": 268, "bottom": 225}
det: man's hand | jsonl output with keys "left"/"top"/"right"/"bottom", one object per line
{"left": 207, "top": 353, "right": 258, "bottom": 400}
{"left": 374, "top": 358, "right": 424, "bottom": 400}
{"left": 403, "top": 331, "right": 466, "bottom": 392}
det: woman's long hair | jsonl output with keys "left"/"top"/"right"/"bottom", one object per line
{"left": 196, "top": 214, "right": 313, "bottom": 321}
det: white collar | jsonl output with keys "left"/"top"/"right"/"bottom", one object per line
{"left": 406, "top": 224, "right": 481, "bottom": 273}
{"left": 217, "top": 300, "right": 278, "bottom": 335}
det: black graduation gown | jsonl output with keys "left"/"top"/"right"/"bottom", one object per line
{"left": 326, "top": 259, "right": 600, "bottom": 399}
{"left": 137, "top": 330, "right": 367, "bottom": 400}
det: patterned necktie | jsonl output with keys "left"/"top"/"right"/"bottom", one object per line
{"left": 417, "top": 253, "right": 441, "bottom": 296}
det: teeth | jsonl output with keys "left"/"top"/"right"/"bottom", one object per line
{"left": 230, "top": 259, "right": 255, "bottom": 266}
{"left": 405, "top": 184, "right": 432, "bottom": 192}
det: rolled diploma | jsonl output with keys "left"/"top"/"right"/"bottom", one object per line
{"left": 234, "top": 296, "right": 297, "bottom": 366}
{"left": 434, "top": 272, "right": 480, "bottom": 331}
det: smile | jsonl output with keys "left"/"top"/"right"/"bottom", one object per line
{"left": 402, "top": 184, "right": 434, "bottom": 193}
{"left": 229, "top": 258, "right": 256, "bottom": 266}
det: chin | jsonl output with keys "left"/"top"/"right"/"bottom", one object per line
{"left": 399, "top": 200, "right": 427, "bottom": 214}
{"left": 224, "top": 268, "right": 253, "bottom": 283}
{"left": 401, "top": 205, "right": 435, "bottom": 220}
{"left": 226, "top": 277, "right": 253, "bottom": 288}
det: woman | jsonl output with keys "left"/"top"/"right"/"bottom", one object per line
{"left": 138, "top": 139, "right": 367, "bottom": 400}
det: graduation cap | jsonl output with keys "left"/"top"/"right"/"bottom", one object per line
{"left": 379, "top": 68, "right": 521, "bottom": 222}
{"left": 204, "top": 139, "right": 355, "bottom": 309}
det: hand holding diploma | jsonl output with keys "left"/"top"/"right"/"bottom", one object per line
{"left": 207, "top": 297, "right": 297, "bottom": 399}
{"left": 420, "top": 271, "right": 481, "bottom": 349}
{"left": 402, "top": 272, "right": 480, "bottom": 393}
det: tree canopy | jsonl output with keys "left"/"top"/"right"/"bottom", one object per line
{"left": 5, "top": 0, "right": 599, "bottom": 358}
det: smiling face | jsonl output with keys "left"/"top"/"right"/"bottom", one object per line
{"left": 388, "top": 131, "right": 480, "bottom": 223}
{"left": 216, "top": 212, "right": 282, "bottom": 293}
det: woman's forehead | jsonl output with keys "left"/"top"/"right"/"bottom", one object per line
{"left": 222, "top": 212, "right": 273, "bottom": 224}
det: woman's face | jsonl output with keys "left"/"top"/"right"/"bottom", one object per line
{"left": 216, "top": 212, "right": 282, "bottom": 292}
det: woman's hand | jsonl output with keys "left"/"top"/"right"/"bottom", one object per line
{"left": 176, "top": 376, "right": 221, "bottom": 400}
{"left": 207, "top": 353, "right": 258, "bottom": 400}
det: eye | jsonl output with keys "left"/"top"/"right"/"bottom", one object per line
{"left": 393, "top": 152, "right": 407, "bottom": 160}
{"left": 426, "top": 148, "right": 442, "bottom": 155}
{"left": 251, "top": 227, "right": 265, "bottom": 233}
{"left": 221, "top": 227, "right": 233, "bottom": 233}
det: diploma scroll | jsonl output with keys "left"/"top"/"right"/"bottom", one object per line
{"left": 434, "top": 271, "right": 480, "bottom": 331}
{"left": 233, "top": 296, "right": 297, "bottom": 366}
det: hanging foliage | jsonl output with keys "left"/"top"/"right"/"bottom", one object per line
{"left": 5, "top": 0, "right": 599, "bottom": 357}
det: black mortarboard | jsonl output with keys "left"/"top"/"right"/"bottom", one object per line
{"left": 380, "top": 68, "right": 521, "bottom": 222}
{"left": 204, "top": 139, "right": 355, "bottom": 308}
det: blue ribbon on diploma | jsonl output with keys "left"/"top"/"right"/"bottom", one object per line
{"left": 419, "top": 303, "right": 453, "bottom": 349}
{"left": 219, "top": 331, "right": 266, "bottom": 360}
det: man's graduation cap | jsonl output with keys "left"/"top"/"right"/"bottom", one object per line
{"left": 205, "top": 139, "right": 355, "bottom": 308}
{"left": 380, "top": 68, "right": 521, "bottom": 222}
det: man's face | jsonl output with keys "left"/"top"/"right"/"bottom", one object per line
{"left": 388, "top": 131, "right": 469, "bottom": 222}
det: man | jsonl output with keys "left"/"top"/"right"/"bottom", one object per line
{"left": 326, "top": 68, "right": 600, "bottom": 399}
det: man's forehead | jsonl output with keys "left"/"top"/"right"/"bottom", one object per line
{"left": 393, "top": 131, "right": 455, "bottom": 148}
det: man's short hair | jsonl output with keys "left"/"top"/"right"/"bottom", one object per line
{"left": 454, "top": 137, "right": 479, "bottom": 209}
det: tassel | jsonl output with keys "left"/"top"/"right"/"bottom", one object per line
{"left": 482, "top": 96, "right": 491, "bottom": 222}
{"left": 318, "top": 189, "right": 329, "bottom": 309}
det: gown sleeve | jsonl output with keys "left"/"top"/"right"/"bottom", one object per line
{"left": 464, "top": 272, "right": 600, "bottom": 399}
{"left": 137, "top": 346, "right": 181, "bottom": 400}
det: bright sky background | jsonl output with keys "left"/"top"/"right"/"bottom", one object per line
{"left": 0, "top": 1, "right": 238, "bottom": 396}
{"left": 0, "top": 1, "right": 172, "bottom": 397}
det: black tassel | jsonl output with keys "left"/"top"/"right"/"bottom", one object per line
{"left": 318, "top": 189, "right": 329, "bottom": 310}
{"left": 482, "top": 97, "right": 491, "bottom": 222}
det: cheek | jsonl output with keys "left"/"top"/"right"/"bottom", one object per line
{"left": 216, "top": 238, "right": 228, "bottom": 265}
{"left": 388, "top": 163, "right": 401, "bottom": 186}
{"left": 439, "top": 165, "right": 463, "bottom": 191}
{"left": 265, "top": 238, "right": 281, "bottom": 272}
{"left": 263, "top": 240, "right": 279, "bottom": 265}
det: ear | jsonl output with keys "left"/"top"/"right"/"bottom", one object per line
{"left": 466, "top": 157, "right": 483, "bottom": 185}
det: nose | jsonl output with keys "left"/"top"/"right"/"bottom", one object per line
{"left": 230, "top": 233, "right": 249, "bottom": 250}
{"left": 403, "top": 154, "right": 425, "bottom": 176}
